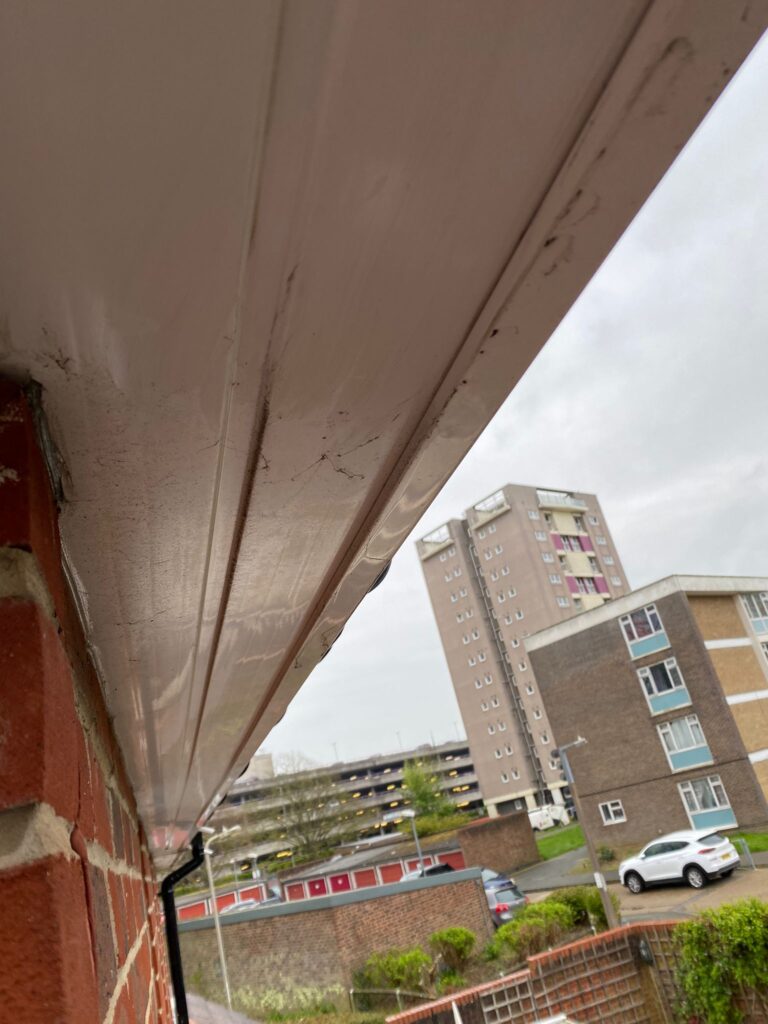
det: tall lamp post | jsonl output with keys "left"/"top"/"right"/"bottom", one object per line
{"left": 200, "top": 825, "right": 241, "bottom": 1009}
{"left": 554, "top": 737, "right": 619, "bottom": 930}
{"left": 383, "top": 808, "right": 425, "bottom": 873}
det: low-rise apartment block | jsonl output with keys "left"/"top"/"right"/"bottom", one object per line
{"left": 527, "top": 576, "right": 768, "bottom": 844}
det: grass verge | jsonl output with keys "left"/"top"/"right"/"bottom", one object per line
{"left": 536, "top": 823, "right": 585, "bottom": 861}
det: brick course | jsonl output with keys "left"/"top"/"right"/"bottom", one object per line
{"left": 0, "top": 380, "right": 171, "bottom": 1024}
{"left": 457, "top": 813, "right": 539, "bottom": 874}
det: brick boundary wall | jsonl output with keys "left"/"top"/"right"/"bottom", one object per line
{"left": 179, "top": 872, "right": 495, "bottom": 1008}
{"left": 387, "top": 922, "right": 683, "bottom": 1024}
{"left": 0, "top": 381, "right": 172, "bottom": 1024}
{"left": 457, "top": 814, "right": 539, "bottom": 875}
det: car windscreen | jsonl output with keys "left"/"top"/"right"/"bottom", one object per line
{"left": 494, "top": 886, "right": 524, "bottom": 902}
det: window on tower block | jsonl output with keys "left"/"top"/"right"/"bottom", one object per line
{"left": 637, "top": 657, "right": 690, "bottom": 714}
{"left": 620, "top": 604, "right": 668, "bottom": 658}
{"left": 599, "top": 800, "right": 626, "bottom": 825}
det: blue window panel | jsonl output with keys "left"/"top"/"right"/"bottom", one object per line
{"left": 690, "top": 807, "right": 737, "bottom": 830}
{"left": 629, "top": 632, "right": 669, "bottom": 659}
{"left": 649, "top": 688, "right": 691, "bottom": 714}
{"left": 750, "top": 616, "right": 768, "bottom": 635}
{"left": 669, "top": 745, "right": 712, "bottom": 771}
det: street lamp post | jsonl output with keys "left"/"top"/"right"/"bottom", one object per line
{"left": 555, "top": 738, "right": 619, "bottom": 930}
{"left": 200, "top": 825, "right": 241, "bottom": 1010}
{"left": 383, "top": 808, "right": 424, "bottom": 873}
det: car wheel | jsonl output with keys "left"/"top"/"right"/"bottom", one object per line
{"left": 625, "top": 872, "right": 644, "bottom": 894}
{"left": 684, "top": 865, "right": 708, "bottom": 889}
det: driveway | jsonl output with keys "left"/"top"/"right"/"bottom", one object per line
{"left": 515, "top": 847, "right": 616, "bottom": 891}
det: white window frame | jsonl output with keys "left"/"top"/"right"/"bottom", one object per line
{"left": 501, "top": 566, "right": 510, "bottom": 576}
{"left": 478, "top": 528, "right": 486, "bottom": 539}
{"left": 604, "top": 555, "right": 615, "bottom": 565}
{"left": 487, "top": 724, "right": 496, "bottom": 735}
{"left": 557, "top": 596, "right": 570, "bottom": 608}
{"left": 478, "top": 651, "right": 487, "bottom": 663}
{"left": 542, "top": 552, "right": 554, "bottom": 563}
{"left": 483, "top": 673, "right": 493, "bottom": 684}
{"left": 471, "top": 628, "right": 480, "bottom": 640}
{"left": 474, "top": 679, "right": 482, "bottom": 690}
{"left": 515, "top": 609, "right": 524, "bottom": 620}
{"left": 511, "top": 638, "right": 520, "bottom": 648}
{"left": 599, "top": 800, "right": 626, "bottom": 825}
{"left": 491, "top": 696, "right": 500, "bottom": 708}
{"left": 490, "top": 570, "right": 499, "bottom": 581}
{"left": 549, "top": 573, "right": 562, "bottom": 584}
{"left": 500, "top": 772, "right": 510, "bottom": 783}
{"left": 468, "top": 656, "right": 476, "bottom": 667}
{"left": 488, "top": 524, "right": 497, "bottom": 534}
{"left": 504, "top": 744, "right": 513, "bottom": 755}
{"left": 658, "top": 715, "right": 710, "bottom": 771}
{"left": 511, "top": 770, "right": 521, "bottom": 780}
{"left": 525, "top": 684, "right": 534, "bottom": 695}
{"left": 596, "top": 535, "right": 607, "bottom": 546}
{"left": 518, "top": 661, "right": 527, "bottom": 671}
{"left": 588, "top": 515, "right": 599, "bottom": 526}
{"left": 494, "top": 749, "right": 502, "bottom": 759}
{"left": 742, "top": 592, "right": 768, "bottom": 623}
{"left": 459, "top": 587, "right": 468, "bottom": 597}
{"left": 439, "top": 552, "right": 447, "bottom": 562}
{"left": 453, "top": 567, "right": 462, "bottom": 577}
{"left": 611, "top": 576, "right": 622, "bottom": 586}
{"left": 462, "top": 634, "right": 470, "bottom": 645}
{"left": 527, "top": 509, "right": 540, "bottom": 520}
{"left": 448, "top": 546, "right": 456, "bottom": 557}
{"left": 533, "top": 708, "right": 542, "bottom": 720}
{"left": 534, "top": 530, "right": 546, "bottom": 541}
{"left": 498, "top": 721, "right": 507, "bottom": 732}
{"left": 480, "top": 701, "right": 489, "bottom": 712}
{"left": 494, "top": 544, "right": 503, "bottom": 555}
{"left": 678, "top": 775, "right": 731, "bottom": 826}
{"left": 637, "top": 657, "right": 689, "bottom": 713}
{"left": 620, "top": 603, "right": 664, "bottom": 646}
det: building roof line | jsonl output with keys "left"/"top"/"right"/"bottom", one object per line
{"left": 526, "top": 574, "right": 768, "bottom": 651}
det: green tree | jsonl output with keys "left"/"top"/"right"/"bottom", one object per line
{"left": 401, "top": 759, "right": 455, "bottom": 818}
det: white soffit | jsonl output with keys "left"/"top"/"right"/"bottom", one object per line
{"left": 0, "top": 1, "right": 764, "bottom": 862}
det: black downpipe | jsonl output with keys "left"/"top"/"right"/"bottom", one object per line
{"left": 161, "top": 832, "right": 205, "bottom": 1024}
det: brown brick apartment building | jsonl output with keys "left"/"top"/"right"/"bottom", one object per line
{"left": 527, "top": 576, "right": 768, "bottom": 845}
{"left": 417, "top": 485, "right": 629, "bottom": 815}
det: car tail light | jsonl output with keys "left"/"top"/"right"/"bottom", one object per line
{"left": 495, "top": 903, "right": 509, "bottom": 914}
{"left": 698, "top": 847, "right": 716, "bottom": 854}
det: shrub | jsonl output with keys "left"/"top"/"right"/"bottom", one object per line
{"left": 489, "top": 901, "right": 576, "bottom": 962}
{"left": 597, "top": 846, "right": 616, "bottom": 864}
{"left": 429, "top": 927, "right": 477, "bottom": 972}
{"left": 405, "top": 813, "right": 467, "bottom": 838}
{"left": 675, "top": 899, "right": 768, "bottom": 1024}
{"left": 360, "top": 948, "right": 432, "bottom": 991}
{"left": 435, "top": 972, "right": 466, "bottom": 995}
{"left": 544, "top": 886, "right": 620, "bottom": 930}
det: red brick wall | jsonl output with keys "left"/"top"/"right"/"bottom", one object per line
{"left": 0, "top": 381, "right": 171, "bottom": 1024}
{"left": 180, "top": 874, "right": 494, "bottom": 1008}
{"left": 457, "top": 813, "right": 539, "bottom": 874}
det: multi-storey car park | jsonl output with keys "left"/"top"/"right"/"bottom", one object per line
{"left": 418, "top": 484, "right": 629, "bottom": 816}
{"left": 213, "top": 740, "right": 483, "bottom": 860}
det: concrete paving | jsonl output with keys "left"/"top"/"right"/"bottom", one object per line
{"left": 188, "top": 993, "right": 260, "bottom": 1024}
{"left": 515, "top": 844, "right": 768, "bottom": 893}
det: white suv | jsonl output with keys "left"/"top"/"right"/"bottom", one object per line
{"left": 619, "top": 829, "right": 740, "bottom": 892}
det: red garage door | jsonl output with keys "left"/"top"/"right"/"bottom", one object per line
{"left": 178, "top": 901, "right": 207, "bottom": 921}
{"left": 379, "top": 863, "right": 403, "bottom": 883}
{"left": 216, "top": 893, "right": 236, "bottom": 911}
{"left": 307, "top": 878, "right": 328, "bottom": 897}
{"left": 437, "top": 851, "right": 465, "bottom": 870}
{"left": 330, "top": 873, "right": 351, "bottom": 893}
{"left": 240, "top": 885, "right": 265, "bottom": 901}
{"left": 285, "top": 882, "right": 305, "bottom": 901}
{"left": 353, "top": 869, "right": 377, "bottom": 888}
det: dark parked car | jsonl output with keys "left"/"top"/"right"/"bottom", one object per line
{"left": 486, "top": 883, "right": 528, "bottom": 927}
{"left": 480, "top": 867, "right": 515, "bottom": 892}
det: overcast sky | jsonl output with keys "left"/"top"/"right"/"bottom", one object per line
{"left": 261, "top": 33, "right": 768, "bottom": 769}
